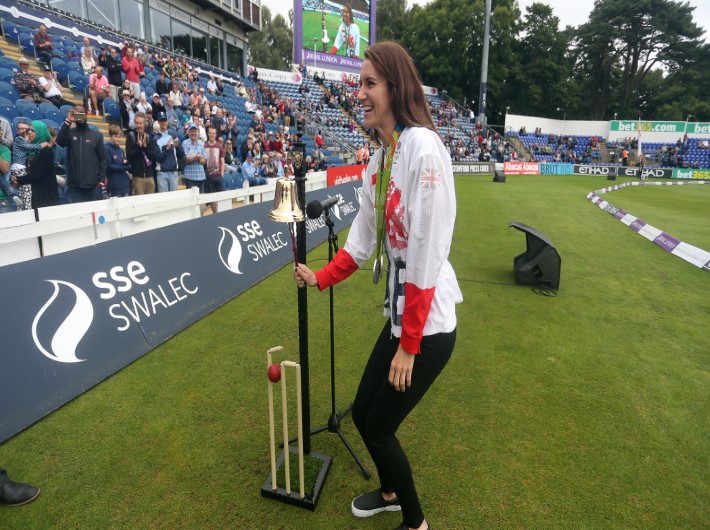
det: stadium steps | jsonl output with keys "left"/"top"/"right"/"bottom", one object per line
{"left": 508, "top": 135, "right": 533, "bottom": 162}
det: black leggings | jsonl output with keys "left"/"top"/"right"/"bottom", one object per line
{"left": 352, "top": 322, "right": 456, "bottom": 528}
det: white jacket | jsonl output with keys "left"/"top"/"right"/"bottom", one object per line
{"left": 315, "top": 127, "right": 462, "bottom": 353}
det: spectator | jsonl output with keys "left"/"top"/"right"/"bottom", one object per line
{"left": 88, "top": 66, "right": 110, "bottom": 115}
{"left": 154, "top": 114, "right": 183, "bottom": 193}
{"left": 183, "top": 123, "right": 207, "bottom": 193}
{"left": 122, "top": 47, "right": 142, "bottom": 102}
{"left": 0, "top": 121, "right": 23, "bottom": 211}
{"left": 151, "top": 93, "right": 166, "bottom": 118}
{"left": 119, "top": 89, "right": 136, "bottom": 133}
{"left": 168, "top": 84, "right": 182, "bottom": 110}
{"left": 11, "top": 120, "right": 42, "bottom": 210}
{"left": 215, "top": 77, "right": 224, "bottom": 96}
{"left": 156, "top": 71, "right": 170, "bottom": 96}
{"left": 56, "top": 106, "right": 107, "bottom": 203}
{"left": 135, "top": 92, "right": 151, "bottom": 115}
{"left": 204, "top": 125, "right": 225, "bottom": 194}
{"left": 212, "top": 108, "right": 229, "bottom": 143}
{"left": 14, "top": 59, "right": 47, "bottom": 103}
{"left": 81, "top": 46, "right": 96, "bottom": 75}
{"left": 104, "top": 124, "right": 131, "bottom": 197}
{"left": 79, "top": 37, "right": 96, "bottom": 60}
{"left": 97, "top": 47, "right": 109, "bottom": 70}
{"left": 241, "top": 151, "right": 260, "bottom": 186}
{"left": 180, "top": 85, "right": 191, "bottom": 109}
{"left": 0, "top": 468, "right": 40, "bottom": 506}
{"left": 12, "top": 120, "right": 59, "bottom": 208}
{"left": 125, "top": 112, "right": 157, "bottom": 195}
{"left": 164, "top": 98, "right": 178, "bottom": 129}
{"left": 38, "top": 66, "right": 73, "bottom": 109}
{"left": 318, "top": 154, "right": 329, "bottom": 171}
{"left": 33, "top": 24, "right": 53, "bottom": 66}
{"left": 206, "top": 75, "right": 218, "bottom": 95}
{"left": 105, "top": 47, "right": 124, "bottom": 101}
{"left": 260, "top": 152, "right": 276, "bottom": 179}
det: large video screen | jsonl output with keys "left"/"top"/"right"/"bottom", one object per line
{"left": 294, "top": 0, "right": 375, "bottom": 72}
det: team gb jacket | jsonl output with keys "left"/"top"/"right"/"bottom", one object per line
{"left": 315, "top": 126, "right": 463, "bottom": 354}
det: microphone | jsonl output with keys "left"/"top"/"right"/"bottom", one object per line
{"left": 306, "top": 196, "right": 339, "bottom": 219}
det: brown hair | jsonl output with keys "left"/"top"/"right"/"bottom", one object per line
{"left": 109, "top": 124, "right": 121, "bottom": 136}
{"left": 363, "top": 41, "right": 436, "bottom": 141}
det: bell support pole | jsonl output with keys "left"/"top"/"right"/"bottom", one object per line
{"left": 292, "top": 119, "right": 311, "bottom": 455}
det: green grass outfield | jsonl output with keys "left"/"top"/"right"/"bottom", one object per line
{"left": 2, "top": 175, "right": 708, "bottom": 529}
{"left": 302, "top": 10, "right": 369, "bottom": 59}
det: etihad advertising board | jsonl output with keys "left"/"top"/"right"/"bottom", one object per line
{"left": 0, "top": 182, "right": 363, "bottom": 443}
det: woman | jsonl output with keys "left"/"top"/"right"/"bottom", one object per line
{"left": 13, "top": 121, "right": 59, "bottom": 208}
{"left": 329, "top": 3, "right": 360, "bottom": 59}
{"left": 80, "top": 46, "right": 96, "bottom": 75}
{"left": 294, "top": 42, "right": 461, "bottom": 530}
{"left": 135, "top": 92, "right": 151, "bottom": 115}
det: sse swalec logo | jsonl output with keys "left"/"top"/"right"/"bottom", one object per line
{"left": 32, "top": 280, "right": 94, "bottom": 363}
{"left": 218, "top": 226, "right": 244, "bottom": 274}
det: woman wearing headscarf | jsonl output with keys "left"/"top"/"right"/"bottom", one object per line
{"left": 12, "top": 121, "right": 59, "bottom": 208}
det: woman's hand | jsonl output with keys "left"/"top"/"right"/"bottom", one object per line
{"left": 293, "top": 262, "right": 317, "bottom": 289}
{"left": 389, "top": 345, "right": 415, "bottom": 392}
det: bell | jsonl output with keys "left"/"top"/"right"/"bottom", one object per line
{"left": 268, "top": 177, "right": 304, "bottom": 223}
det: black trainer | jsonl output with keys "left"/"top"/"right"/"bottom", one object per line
{"left": 351, "top": 488, "right": 401, "bottom": 518}
{"left": 393, "top": 525, "right": 431, "bottom": 530}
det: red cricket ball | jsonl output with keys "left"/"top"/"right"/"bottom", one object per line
{"left": 268, "top": 363, "right": 281, "bottom": 383}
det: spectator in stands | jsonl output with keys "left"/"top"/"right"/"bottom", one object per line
{"left": 151, "top": 93, "right": 166, "bottom": 118}
{"left": 11, "top": 120, "right": 42, "bottom": 210}
{"left": 88, "top": 66, "right": 110, "bottom": 115}
{"left": 168, "top": 84, "right": 182, "bottom": 110}
{"left": 119, "top": 89, "right": 136, "bottom": 133}
{"left": 153, "top": 72, "right": 169, "bottom": 98}
{"left": 126, "top": 112, "right": 157, "bottom": 195}
{"left": 33, "top": 24, "right": 54, "bottom": 67}
{"left": 318, "top": 154, "right": 329, "bottom": 171}
{"left": 183, "top": 123, "right": 207, "bottom": 193}
{"left": 38, "top": 66, "right": 73, "bottom": 109}
{"left": 260, "top": 153, "right": 276, "bottom": 179}
{"left": 79, "top": 37, "right": 95, "bottom": 60}
{"left": 57, "top": 106, "right": 106, "bottom": 203}
{"left": 180, "top": 86, "right": 191, "bottom": 109}
{"left": 207, "top": 76, "right": 218, "bottom": 96}
{"left": 135, "top": 92, "right": 151, "bottom": 115}
{"left": 122, "top": 47, "right": 143, "bottom": 103}
{"left": 81, "top": 46, "right": 97, "bottom": 75}
{"left": 163, "top": 97, "right": 177, "bottom": 129}
{"left": 273, "top": 152, "right": 285, "bottom": 177}
{"left": 12, "top": 120, "right": 59, "bottom": 208}
{"left": 105, "top": 47, "right": 123, "bottom": 101}
{"left": 15, "top": 58, "right": 47, "bottom": 103}
{"left": 154, "top": 114, "right": 183, "bottom": 193}
{"left": 97, "top": 47, "right": 109, "bottom": 70}
{"left": 204, "top": 125, "right": 225, "bottom": 194}
{"left": 234, "top": 81, "right": 247, "bottom": 98}
{"left": 163, "top": 57, "right": 178, "bottom": 79}
{"left": 241, "top": 151, "right": 265, "bottom": 186}
{"left": 223, "top": 140, "right": 243, "bottom": 189}
{"left": 211, "top": 108, "right": 229, "bottom": 143}
{"left": 0, "top": 139, "right": 21, "bottom": 212}
{"left": 104, "top": 124, "right": 131, "bottom": 197}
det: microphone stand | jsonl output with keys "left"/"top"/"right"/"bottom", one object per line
{"left": 311, "top": 206, "right": 371, "bottom": 479}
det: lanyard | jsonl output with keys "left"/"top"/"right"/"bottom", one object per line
{"left": 373, "top": 124, "right": 404, "bottom": 283}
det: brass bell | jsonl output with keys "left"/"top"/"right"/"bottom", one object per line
{"left": 268, "top": 177, "right": 304, "bottom": 222}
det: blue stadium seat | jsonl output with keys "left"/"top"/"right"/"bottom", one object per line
{"left": 103, "top": 98, "right": 120, "bottom": 122}
{"left": 18, "top": 33, "right": 36, "bottom": 57}
{"left": 59, "top": 105, "right": 73, "bottom": 119}
{"left": 19, "top": 105, "right": 41, "bottom": 121}
{"left": 51, "top": 58, "right": 69, "bottom": 82}
{"left": 42, "top": 118, "right": 59, "bottom": 131}
{"left": 0, "top": 57, "right": 17, "bottom": 71}
{"left": 0, "top": 67, "right": 14, "bottom": 84}
{"left": 0, "top": 97, "right": 18, "bottom": 121}
{"left": 68, "top": 70, "right": 87, "bottom": 93}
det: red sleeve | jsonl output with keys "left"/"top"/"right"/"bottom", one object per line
{"left": 313, "top": 249, "right": 358, "bottom": 291}
{"left": 399, "top": 282, "right": 436, "bottom": 354}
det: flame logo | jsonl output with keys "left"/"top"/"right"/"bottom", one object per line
{"left": 32, "top": 280, "right": 93, "bottom": 363}
{"left": 218, "top": 227, "right": 243, "bottom": 274}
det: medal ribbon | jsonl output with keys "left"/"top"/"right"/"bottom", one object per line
{"left": 374, "top": 124, "right": 404, "bottom": 269}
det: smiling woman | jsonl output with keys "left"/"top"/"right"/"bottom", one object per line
{"left": 294, "top": 41, "right": 462, "bottom": 530}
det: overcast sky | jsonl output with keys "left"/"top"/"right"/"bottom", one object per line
{"left": 262, "top": 0, "right": 709, "bottom": 41}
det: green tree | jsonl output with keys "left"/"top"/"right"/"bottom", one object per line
{"left": 377, "top": 0, "right": 409, "bottom": 43}
{"left": 508, "top": 3, "right": 571, "bottom": 119}
{"left": 248, "top": 6, "right": 294, "bottom": 71}
{"left": 574, "top": 0, "right": 704, "bottom": 118}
